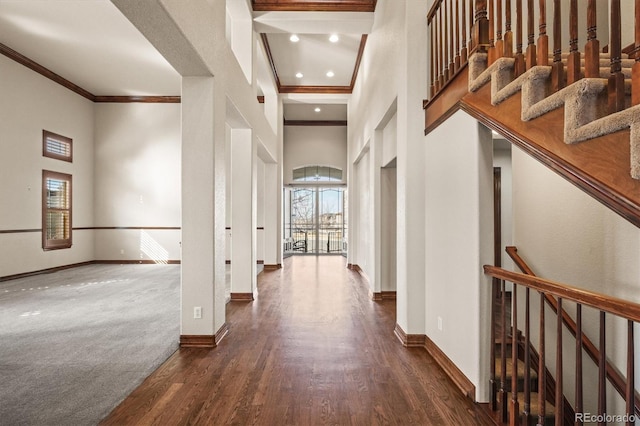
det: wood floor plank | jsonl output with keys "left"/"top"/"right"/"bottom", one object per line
{"left": 101, "top": 256, "right": 494, "bottom": 425}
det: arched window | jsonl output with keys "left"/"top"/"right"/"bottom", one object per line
{"left": 292, "top": 165, "right": 342, "bottom": 182}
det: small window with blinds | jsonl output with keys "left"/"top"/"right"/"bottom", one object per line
{"left": 43, "top": 130, "right": 72, "bottom": 162}
{"left": 42, "top": 170, "right": 72, "bottom": 250}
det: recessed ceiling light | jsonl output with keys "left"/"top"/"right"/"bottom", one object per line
{"left": 326, "top": 71, "right": 335, "bottom": 77}
{"left": 314, "top": 107, "right": 321, "bottom": 112}
{"left": 329, "top": 34, "right": 339, "bottom": 43}
{"left": 290, "top": 34, "right": 300, "bottom": 42}
{"left": 296, "top": 72, "right": 303, "bottom": 78}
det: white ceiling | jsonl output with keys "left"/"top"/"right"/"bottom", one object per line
{"left": 0, "top": 1, "right": 373, "bottom": 120}
{"left": 0, "top": 0, "right": 180, "bottom": 96}
{"left": 267, "top": 32, "right": 361, "bottom": 87}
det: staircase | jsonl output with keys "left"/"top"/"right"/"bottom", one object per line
{"left": 425, "top": 0, "right": 640, "bottom": 229}
{"left": 425, "top": 2, "right": 640, "bottom": 425}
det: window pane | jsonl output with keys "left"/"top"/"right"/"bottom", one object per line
{"left": 46, "top": 211, "right": 70, "bottom": 240}
{"left": 46, "top": 178, "right": 69, "bottom": 208}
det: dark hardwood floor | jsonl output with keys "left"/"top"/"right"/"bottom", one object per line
{"left": 101, "top": 256, "right": 494, "bottom": 425}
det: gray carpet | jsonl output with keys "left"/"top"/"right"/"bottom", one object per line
{"left": 0, "top": 264, "right": 180, "bottom": 426}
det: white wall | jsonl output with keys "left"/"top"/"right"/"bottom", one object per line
{"left": 511, "top": 145, "right": 640, "bottom": 414}
{"left": 424, "top": 111, "right": 494, "bottom": 402}
{"left": 380, "top": 166, "right": 396, "bottom": 292}
{"left": 94, "top": 103, "right": 181, "bottom": 262}
{"left": 283, "top": 125, "right": 347, "bottom": 185}
{"left": 0, "top": 55, "right": 95, "bottom": 277}
{"left": 493, "top": 142, "right": 513, "bottom": 272}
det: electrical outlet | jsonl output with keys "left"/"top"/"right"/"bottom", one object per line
{"left": 194, "top": 306, "right": 202, "bottom": 319}
{"left": 120, "top": 249, "right": 124, "bottom": 255}
{"left": 437, "top": 316, "right": 443, "bottom": 331}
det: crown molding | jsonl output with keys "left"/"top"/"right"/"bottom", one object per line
{"left": 1, "top": 42, "right": 180, "bottom": 104}
{"left": 252, "top": 0, "right": 376, "bottom": 12}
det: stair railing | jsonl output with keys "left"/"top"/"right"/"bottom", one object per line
{"left": 484, "top": 256, "right": 640, "bottom": 426}
{"left": 426, "top": 0, "right": 640, "bottom": 111}
{"left": 505, "top": 246, "right": 640, "bottom": 420}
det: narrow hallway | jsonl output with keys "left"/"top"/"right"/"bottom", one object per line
{"left": 103, "top": 256, "right": 493, "bottom": 425}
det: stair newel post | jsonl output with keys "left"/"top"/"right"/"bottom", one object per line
{"left": 449, "top": 0, "right": 456, "bottom": 76}
{"left": 510, "top": 284, "right": 520, "bottom": 426}
{"left": 609, "top": 0, "right": 625, "bottom": 114}
{"left": 554, "top": 297, "right": 563, "bottom": 426}
{"left": 575, "top": 304, "right": 583, "bottom": 426}
{"left": 454, "top": 0, "right": 461, "bottom": 71}
{"left": 472, "top": 0, "right": 490, "bottom": 55}
{"left": 598, "top": 311, "right": 606, "bottom": 426}
{"left": 632, "top": 0, "right": 640, "bottom": 106}
{"left": 461, "top": 0, "right": 468, "bottom": 64}
{"left": 551, "top": 0, "right": 565, "bottom": 91}
{"left": 584, "top": 0, "right": 599, "bottom": 78}
{"left": 626, "top": 320, "right": 635, "bottom": 426}
{"left": 537, "top": 292, "right": 546, "bottom": 426}
{"left": 525, "top": 0, "right": 536, "bottom": 70}
{"left": 536, "top": 0, "right": 548, "bottom": 66}
{"left": 523, "top": 287, "right": 531, "bottom": 424}
{"left": 499, "top": 279, "right": 509, "bottom": 422}
{"left": 566, "top": 0, "right": 581, "bottom": 85}
{"left": 513, "top": 0, "right": 525, "bottom": 77}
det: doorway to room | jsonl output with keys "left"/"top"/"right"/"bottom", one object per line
{"left": 283, "top": 186, "right": 347, "bottom": 255}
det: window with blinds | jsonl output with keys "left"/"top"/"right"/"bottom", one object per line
{"left": 42, "top": 170, "right": 72, "bottom": 250}
{"left": 43, "top": 130, "right": 72, "bottom": 162}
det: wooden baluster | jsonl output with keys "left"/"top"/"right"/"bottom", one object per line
{"left": 490, "top": 277, "right": 498, "bottom": 411}
{"left": 538, "top": 292, "right": 546, "bottom": 426}
{"left": 449, "top": 0, "right": 456, "bottom": 75}
{"left": 488, "top": 0, "right": 496, "bottom": 63}
{"left": 499, "top": 279, "right": 508, "bottom": 422}
{"left": 566, "top": 0, "right": 581, "bottom": 84}
{"left": 461, "top": 0, "right": 468, "bottom": 63}
{"left": 537, "top": 0, "right": 548, "bottom": 66}
{"left": 626, "top": 320, "right": 634, "bottom": 426}
{"left": 439, "top": 5, "right": 445, "bottom": 88}
{"left": 584, "top": 0, "right": 599, "bottom": 78}
{"left": 495, "top": 0, "right": 504, "bottom": 61}
{"left": 633, "top": 0, "right": 640, "bottom": 105}
{"left": 551, "top": 0, "right": 565, "bottom": 91}
{"left": 523, "top": 287, "right": 531, "bottom": 424}
{"left": 444, "top": 0, "right": 450, "bottom": 82}
{"left": 455, "top": 0, "right": 461, "bottom": 70}
{"left": 525, "top": 0, "right": 536, "bottom": 69}
{"left": 513, "top": 0, "right": 524, "bottom": 76}
{"left": 575, "top": 304, "right": 583, "bottom": 426}
{"left": 554, "top": 297, "right": 563, "bottom": 426}
{"left": 510, "top": 284, "right": 520, "bottom": 426}
{"left": 429, "top": 19, "right": 438, "bottom": 99}
{"left": 469, "top": 0, "right": 475, "bottom": 53}
{"left": 472, "top": 0, "right": 490, "bottom": 54}
{"left": 598, "top": 311, "right": 606, "bottom": 426}
{"left": 609, "top": 0, "right": 625, "bottom": 113}
{"left": 504, "top": 0, "right": 513, "bottom": 58}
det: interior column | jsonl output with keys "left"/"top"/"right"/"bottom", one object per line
{"left": 180, "top": 76, "right": 227, "bottom": 347}
{"left": 230, "top": 128, "right": 257, "bottom": 300}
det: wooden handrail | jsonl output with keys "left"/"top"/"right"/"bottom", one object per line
{"left": 484, "top": 265, "right": 640, "bottom": 324}
{"left": 493, "top": 249, "right": 640, "bottom": 415}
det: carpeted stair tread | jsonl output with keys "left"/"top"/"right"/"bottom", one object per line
{"left": 467, "top": 50, "right": 640, "bottom": 179}
{"left": 495, "top": 358, "right": 538, "bottom": 381}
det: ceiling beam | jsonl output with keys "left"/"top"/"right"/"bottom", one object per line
{"left": 252, "top": 0, "right": 376, "bottom": 12}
